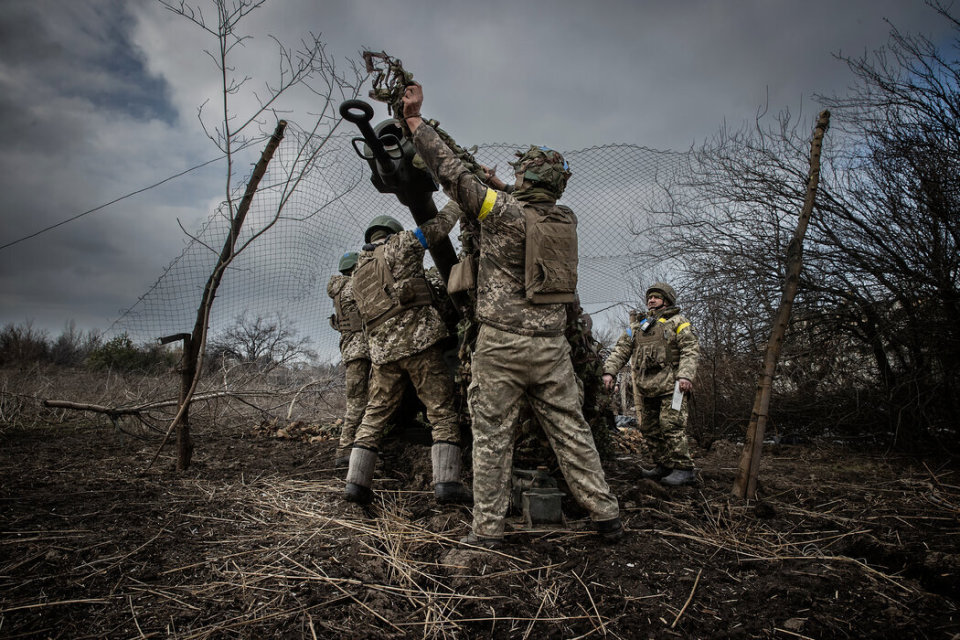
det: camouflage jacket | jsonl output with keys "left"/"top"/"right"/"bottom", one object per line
{"left": 327, "top": 274, "right": 369, "bottom": 363}
{"left": 603, "top": 306, "right": 699, "bottom": 397}
{"left": 412, "top": 125, "right": 566, "bottom": 337}
{"left": 356, "top": 213, "right": 457, "bottom": 365}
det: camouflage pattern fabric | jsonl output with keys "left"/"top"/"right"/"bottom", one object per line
{"left": 327, "top": 275, "right": 369, "bottom": 363}
{"left": 339, "top": 357, "right": 371, "bottom": 449}
{"left": 411, "top": 124, "right": 619, "bottom": 537}
{"left": 639, "top": 394, "right": 695, "bottom": 469}
{"left": 566, "top": 303, "right": 616, "bottom": 457}
{"left": 412, "top": 125, "right": 566, "bottom": 337}
{"left": 357, "top": 215, "right": 456, "bottom": 365}
{"left": 604, "top": 305, "right": 700, "bottom": 470}
{"left": 604, "top": 306, "right": 700, "bottom": 397}
{"left": 352, "top": 344, "right": 460, "bottom": 449}
{"left": 468, "top": 325, "right": 620, "bottom": 538}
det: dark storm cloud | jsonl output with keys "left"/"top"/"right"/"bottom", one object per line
{"left": 0, "top": 0, "right": 207, "bottom": 332}
{"left": 0, "top": 0, "right": 955, "bottom": 338}
{"left": 0, "top": 1, "right": 176, "bottom": 123}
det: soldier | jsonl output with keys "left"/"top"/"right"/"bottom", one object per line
{"left": 344, "top": 214, "right": 472, "bottom": 506}
{"left": 602, "top": 283, "right": 700, "bottom": 486}
{"left": 327, "top": 252, "right": 370, "bottom": 467}
{"left": 402, "top": 83, "right": 622, "bottom": 549}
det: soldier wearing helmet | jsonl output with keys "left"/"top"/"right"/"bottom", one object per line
{"left": 327, "top": 252, "right": 370, "bottom": 467}
{"left": 403, "top": 82, "right": 622, "bottom": 549}
{"left": 602, "top": 282, "right": 701, "bottom": 486}
{"left": 343, "top": 209, "right": 471, "bottom": 507}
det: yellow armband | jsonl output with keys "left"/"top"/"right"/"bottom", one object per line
{"left": 478, "top": 188, "right": 497, "bottom": 221}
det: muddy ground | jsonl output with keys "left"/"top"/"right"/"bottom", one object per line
{"left": 1, "top": 416, "right": 959, "bottom": 639}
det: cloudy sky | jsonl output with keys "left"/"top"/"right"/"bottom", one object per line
{"left": 0, "top": 0, "right": 952, "bottom": 339}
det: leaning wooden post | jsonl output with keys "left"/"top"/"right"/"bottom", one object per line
{"left": 732, "top": 110, "right": 830, "bottom": 500}
{"left": 147, "top": 120, "right": 287, "bottom": 471}
{"left": 159, "top": 332, "right": 194, "bottom": 469}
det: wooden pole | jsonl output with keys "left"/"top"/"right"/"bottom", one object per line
{"left": 147, "top": 120, "right": 287, "bottom": 471}
{"left": 176, "top": 334, "right": 194, "bottom": 470}
{"left": 732, "top": 110, "right": 830, "bottom": 500}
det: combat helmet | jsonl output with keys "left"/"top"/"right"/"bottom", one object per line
{"left": 646, "top": 282, "right": 677, "bottom": 306}
{"left": 338, "top": 251, "right": 359, "bottom": 274}
{"left": 364, "top": 215, "right": 403, "bottom": 244}
{"left": 510, "top": 145, "right": 571, "bottom": 197}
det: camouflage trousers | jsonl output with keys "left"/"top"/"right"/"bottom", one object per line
{"left": 352, "top": 343, "right": 460, "bottom": 450}
{"left": 339, "top": 357, "right": 370, "bottom": 449}
{"left": 639, "top": 393, "right": 694, "bottom": 469}
{"left": 468, "top": 324, "right": 620, "bottom": 538}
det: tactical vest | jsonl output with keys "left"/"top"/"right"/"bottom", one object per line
{"left": 329, "top": 279, "right": 362, "bottom": 334}
{"left": 352, "top": 244, "right": 434, "bottom": 330}
{"left": 630, "top": 316, "right": 681, "bottom": 373}
{"left": 524, "top": 203, "right": 578, "bottom": 304}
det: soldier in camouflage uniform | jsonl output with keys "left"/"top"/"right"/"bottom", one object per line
{"left": 343, "top": 213, "right": 472, "bottom": 506}
{"left": 603, "top": 283, "right": 700, "bottom": 486}
{"left": 402, "top": 83, "right": 622, "bottom": 548}
{"left": 327, "top": 252, "right": 371, "bottom": 467}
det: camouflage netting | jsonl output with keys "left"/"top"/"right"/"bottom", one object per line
{"left": 109, "top": 121, "right": 689, "bottom": 363}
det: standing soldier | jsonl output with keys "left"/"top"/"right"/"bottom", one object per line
{"left": 328, "top": 252, "right": 370, "bottom": 467}
{"left": 344, "top": 213, "right": 472, "bottom": 506}
{"left": 602, "top": 283, "right": 700, "bottom": 486}
{"left": 402, "top": 83, "right": 622, "bottom": 548}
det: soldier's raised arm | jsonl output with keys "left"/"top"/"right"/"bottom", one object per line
{"left": 402, "top": 84, "right": 493, "bottom": 219}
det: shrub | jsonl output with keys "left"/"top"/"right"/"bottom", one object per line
{"left": 87, "top": 334, "right": 177, "bottom": 373}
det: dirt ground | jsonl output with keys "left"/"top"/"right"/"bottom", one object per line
{"left": 1, "top": 416, "right": 959, "bottom": 639}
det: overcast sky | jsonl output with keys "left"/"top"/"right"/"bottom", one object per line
{"left": 0, "top": 0, "right": 953, "bottom": 339}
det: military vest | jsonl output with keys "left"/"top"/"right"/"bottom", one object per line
{"left": 630, "top": 314, "right": 682, "bottom": 373}
{"left": 523, "top": 203, "right": 578, "bottom": 304}
{"left": 353, "top": 243, "right": 434, "bottom": 331}
{"left": 328, "top": 278, "right": 362, "bottom": 334}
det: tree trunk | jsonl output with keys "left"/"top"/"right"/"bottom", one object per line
{"left": 733, "top": 110, "right": 830, "bottom": 500}
{"left": 148, "top": 121, "right": 287, "bottom": 472}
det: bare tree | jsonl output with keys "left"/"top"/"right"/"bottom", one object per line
{"left": 149, "top": 0, "right": 366, "bottom": 469}
{"left": 636, "top": 3, "right": 960, "bottom": 452}
{"left": 208, "top": 312, "right": 315, "bottom": 372}
{"left": 813, "top": 2, "right": 960, "bottom": 447}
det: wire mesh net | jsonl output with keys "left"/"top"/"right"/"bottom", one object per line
{"left": 110, "top": 121, "right": 690, "bottom": 362}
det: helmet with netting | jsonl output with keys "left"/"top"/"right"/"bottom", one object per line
{"left": 510, "top": 145, "right": 571, "bottom": 197}
{"left": 646, "top": 282, "right": 677, "bottom": 306}
{"left": 364, "top": 215, "right": 404, "bottom": 243}
{"left": 338, "top": 252, "right": 359, "bottom": 274}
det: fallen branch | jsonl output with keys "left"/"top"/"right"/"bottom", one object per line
{"left": 43, "top": 390, "right": 286, "bottom": 417}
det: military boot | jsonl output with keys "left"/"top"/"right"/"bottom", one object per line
{"left": 432, "top": 442, "right": 473, "bottom": 505}
{"left": 595, "top": 516, "right": 625, "bottom": 542}
{"left": 640, "top": 465, "right": 671, "bottom": 480}
{"left": 460, "top": 532, "right": 503, "bottom": 550}
{"left": 660, "top": 467, "right": 698, "bottom": 487}
{"left": 344, "top": 446, "right": 378, "bottom": 504}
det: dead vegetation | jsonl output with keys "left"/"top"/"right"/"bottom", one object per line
{"left": 1, "top": 371, "right": 958, "bottom": 639}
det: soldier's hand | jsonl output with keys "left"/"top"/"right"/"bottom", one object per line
{"left": 678, "top": 378, "right": 693, "bottom": 393}
{"left": 602, "top": 373, "right": 615, "bottom": 390}
{"left": 402, "top": 83, "right": 423, "bottom": 118}
{"left": 482, "top": 164, "right": 506, "bottom": 190}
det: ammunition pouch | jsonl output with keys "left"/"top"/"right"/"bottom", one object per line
{"left": 447, "top": 254, "right": 476, "bottom": 294}
{"left": 331, "top": 291, "right": 363, "bottom": 334}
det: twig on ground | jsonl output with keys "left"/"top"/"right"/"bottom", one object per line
{"left": 671, "top": 568, "right": 703, "bottom": 629}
